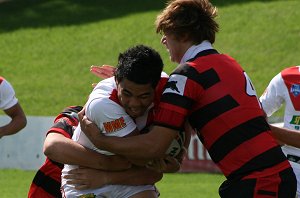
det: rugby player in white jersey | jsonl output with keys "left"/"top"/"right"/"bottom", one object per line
{"left": 0, "top": 76, "right": 26, "bottom": 138}
{"left": 61, "top": 45, "right": 183, "bottom": 198}
{"left": 260, "top": 65, "right": 300, "bottom": 197}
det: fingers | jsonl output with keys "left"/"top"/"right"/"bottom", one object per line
{"left": 175, "top": 147, "right": 187, "bottom": 163}
{"left": 64, "top": 169, "right": 91, "bottom": 190}
{"left": 64, "top": 168, "right": 90, "bottom": 179}
{"left": 74, "top": 184, "right": 90, "bottom": 190}
{"left": 99, "top": 65, "right": 116, "bottom": 75}
{"left": 146, "top": 159, "right": 166, "bottom": 172}
{"left": 101, "top": 65, "right": 115, "bottom": 69}
{"left": 78, "top": 108, "right": 85, "bottom": 122}
{"left": 163, "top": 156, "right": 180, "bottom": 173}
{"left": 65, "top": 179, "right": 90, "bottom": 190}
{"left": 90, "top": 65, "right": 115, "bottom": 79}
{"left": 92, "top": 83, "right": 98, "bottom": 88}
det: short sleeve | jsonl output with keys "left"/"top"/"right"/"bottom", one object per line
{"left": 0, "top": 79, "right": 18, "bottom": 110}
{"left": 85, "top": 97, "right": 137, "bottom": 137}
{"left": 260, "top": 73, "right": 285, "bottom": 117}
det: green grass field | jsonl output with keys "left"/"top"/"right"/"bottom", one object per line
{"left": 0, "top": 0, "right": 299, "bottom": 197}
{"left": 1, "top": 0, "right": 299, "bottom": 117}
{"left": 0, "top": 169, "right": 225, "bottom": 198}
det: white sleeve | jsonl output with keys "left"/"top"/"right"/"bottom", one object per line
{"left": 0, "top": 79, "right": 18, "bottom": 110}
{"left": 260, "top": 73, "right": 285, "bottom": 117}
{"left": 85, "top": 97, "right": 137, "bottom": 137}
{"left": 161, "top": 71, "right": 169, "bottom": 77}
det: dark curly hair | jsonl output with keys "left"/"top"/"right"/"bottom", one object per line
{"left": 115, "top": 45, "right": 164, "bottom": 88}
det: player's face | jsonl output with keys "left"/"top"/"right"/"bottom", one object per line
{"left": 161, "top": 33, "right": 187, "bottom": 64}
{"left": 116, "top": 78, "right": 155, "bottom": 118}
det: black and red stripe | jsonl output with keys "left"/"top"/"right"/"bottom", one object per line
{"left": 28, "top": 106, "right": 82, "bottom": 198}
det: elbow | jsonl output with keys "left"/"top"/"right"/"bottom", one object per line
{"left": 12, "top": 116, "right": 27, "bottom": 134}
{"left": 14, "top": 111, "right": 27, "bottom": 131}
{"left": 148, "top": 170, "right": 163, "bottom": 184}
{"left": 151, "top": 172, "right": 163, "bottom": 184}
{"left": 43, "top": 138, "right": 58, "bottom": 159}
{"left": 20, "top": 116, "right": 27, "bottom": 130}
{"left": 157, "top": 172, "right": 163, "bottom": 182}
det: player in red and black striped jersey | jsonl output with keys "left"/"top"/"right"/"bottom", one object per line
{"left": 28, "top": 106, "right": 132, "bottom": 198}
{"left": 78, "top": 0, "right": 296, "bottom": 197}
{"left": 28, "top": 106, "right": 137, "bottom": 198}
{"left": 28, "top": 106, "right": 83, "bottom": 197}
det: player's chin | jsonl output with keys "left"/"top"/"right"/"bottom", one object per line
{"left": 127, "top": 109, "right": 143, "bottom": 118}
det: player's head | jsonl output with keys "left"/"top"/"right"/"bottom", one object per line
{"left": 155, "top": 0, "right": 219, "bottom": 63}
{"left": 156, "top": 0, "right": 219, "bottom": 44}
{"left": 114, "top": 45, "right": 164, "bottom": 118}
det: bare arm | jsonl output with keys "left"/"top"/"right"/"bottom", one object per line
{"left": 146, "top": 122, "right": 192, "bottom": 173}
{"left": 64, "top": 166, "right": 163, "bottom": 190}
{"left": 82, "top": 117, "right": 178, "bottom": 160}
{"left": 270, "top": 124, "right": 300, "bottom": 148}
{"left": 43, "top": 133, "right": 131, "bottom": 171}
{"left": 0, "top": 103, "right": 27, "bottom": 138}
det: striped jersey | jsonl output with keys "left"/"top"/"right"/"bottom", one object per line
{"left": 154, "top": 46, "right": 290, "bottom": 180}
{"left": 28, "top": 106, "right": 83, "bottom": 198}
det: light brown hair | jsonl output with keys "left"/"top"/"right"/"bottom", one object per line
{"left": 155, "top": 0, "right": 219, "bottom": 44}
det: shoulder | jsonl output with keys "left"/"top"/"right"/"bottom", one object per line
{"left": 93, "top": 77, "right": 116, "bottom": 91}
{"left": 85, "top": 93, "right": 127, "bottom": 125}
{"left": 0, "top": 77, "right": 14, "bottom": 92}
{"left": 281, "top": 66, "right": 300, "bottom": 80}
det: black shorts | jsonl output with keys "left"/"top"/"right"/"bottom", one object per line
{"left": 219, "top": 167, "right": 296, "bottom": 198}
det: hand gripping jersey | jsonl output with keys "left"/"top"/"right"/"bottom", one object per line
{"left": 0, "top": 76, "right": 18, "bottom": 110}
{"left": 28, "top": 106, "right": 83, "bottom": 198}
{"left": 62, "top": 74, "right": 168, "bottom": 197}
{"left": 154, "top": 49, "right": 290, "bottom": 180}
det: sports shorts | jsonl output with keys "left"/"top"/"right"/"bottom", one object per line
{"left": 61, "top": 184, "right": 159, "bottom": 198}
{"left": 218, "top": 167, "right": 296, "bottom": 198}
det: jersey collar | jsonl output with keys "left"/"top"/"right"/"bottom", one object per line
{"left": 180, "top": 40, "right": 213, "bottom": 64}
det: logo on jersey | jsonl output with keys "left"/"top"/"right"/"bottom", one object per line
{"left": 79, "top": 193, "right": 96, "bottom": 198}
{"left": 103, "top": 117, "right": 126, "bottom": 133}
{"left": 163, "top": 74, "right": 186, "bottom": 96}
{"left": 290, "top": 115, "right": 300, "bottom": 127}
{"left": 165, "top": 81, "right": 180, "bottom": 93}
{"left": 291, "top": 84, "right": 300, "bottom": 97}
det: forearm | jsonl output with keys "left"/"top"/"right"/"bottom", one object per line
{"left": 105, "top": 166, "right": 163, "bottom": 186}
{"left": 0, "top": 115, "right": 26, "bottom": 137}
{"left": 87, "top": 126, "right": 176, "bottom": 160}
{"left": 79, "top": 113, "right": 159, "bottom": 159}
{"left": 93, "top": 134, "right": 163, "bottom": 160}
{"left": 44, "top": 133, "right": 130, "bottom": 170}
{"left": 0, "top": 103, "right": 27, "bottom": 138}
{"left": 65, "top": 166, "right": 162, "bottom": 190}
{"left": 79, "top": 112, "right": 179, "bottom": 160}
{"left": 270, "top": 124, "right": 300, "bottom": 148}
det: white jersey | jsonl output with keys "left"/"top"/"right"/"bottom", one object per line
{"left": 62, "top": 76, "right": 152, "bottom": 166}
{"left": 61, "top": 76, "right": 157, "bottom": 197}
{"left": 0, "top": 77, "right": 18, "bottom": 110}
{"left": 260, "top": 66, "right": 300, "bottom": 156}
